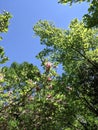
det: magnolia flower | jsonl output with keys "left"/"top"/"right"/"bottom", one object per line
{"left": 47, "top": 77, "right": 52, "bottom": 81}
{"left": 45, "top": 62, "right": 52, "bottom": 71}
{"left": 46, "top": 94, "right": 52, "bottom": 99}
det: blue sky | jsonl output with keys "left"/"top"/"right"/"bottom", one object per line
{"left": 0, "top": 0, "right": 88, "bottom": 70}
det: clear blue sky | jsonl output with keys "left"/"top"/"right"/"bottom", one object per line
{"left": 0, "top": 0, "right": 88, "bottom": 70}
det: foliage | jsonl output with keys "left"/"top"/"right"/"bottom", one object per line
{"left": 0, "top": 62, "right": 41, "bottom": 129}
{"left": 83, "top": 0, "right": 98, "bottom": 28}
{"left": 0, "top": 11, "right": 12, "bottom": 64}
{"left": 33, "top": 19, "right": 98, "bottom": 129}
{"left": 1, "top": 18, "right": 98, "bottom": 129}
{"left": 0, "top": 61, "right": 72, "bottom": 130}
{"left": 1, "top": 1, "right": 98, "bottom": 130}
{"left": 58, "top": 0, "right": 90, "bottom": 5}
{"left": 58, "top": 0, "right": 98, "bottom": 28}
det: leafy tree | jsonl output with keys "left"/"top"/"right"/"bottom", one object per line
{"left": 33, "top": 19, "right": 98, "bottom": 129}
{"left": 58, "top": 0, "right": 98, "bottom": 28}
{"left": 0, "top": 11, "right": 12, "bottom": 64}
{"left": 0, "top": 62, "right": 41, "bottom": 129}
{"left": 1, "top": 61, "right": 72, "bottom": 130}
{"left": 1, "top": 19, "right": 98, "bottom": 130}
{"left": 1, "top": 1, "right": 98, "bottom": 130}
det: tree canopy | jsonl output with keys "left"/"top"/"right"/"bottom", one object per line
{"left": 0, "top": 1, "right": 98, "bottom": 130}
{"left": 33, "top": 19, "right": 98, "bottom": 129}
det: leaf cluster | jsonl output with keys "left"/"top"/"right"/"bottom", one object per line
{"left": 58, "top": 0, "right": 98, "bottom": 28}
